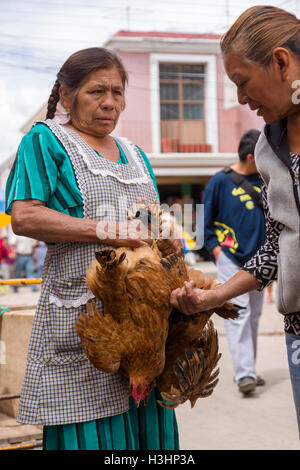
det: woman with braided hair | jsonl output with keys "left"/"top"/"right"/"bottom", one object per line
{"left": 5, "top": 47, "right": 180, "bottom": 450}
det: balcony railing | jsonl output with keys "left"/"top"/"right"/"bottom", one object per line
{"left": 161, "top": 138, "right": 212, "bottom": 153}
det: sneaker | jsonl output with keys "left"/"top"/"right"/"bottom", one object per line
{"left": 256, "top": 376, "right": 266, "bottom": 386}
{"left": 237, "top": 376, "right": 256, "bottom": 394}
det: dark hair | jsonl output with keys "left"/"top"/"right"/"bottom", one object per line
{"left": 46, "top": 47, "right": 128, "bottom": 119}
{"left": 238, "top": 129, "right": 260, "bottom": 162}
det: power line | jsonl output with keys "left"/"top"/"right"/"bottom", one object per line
{"left": 0, "top": 1, "right": 262, "bottom": 25}
{"left": 5, "top": 0, "right": 266, "bottom": 12}
{"left": 0, "top": 6, "right": 118, "bottom": 21}
{"left": 1, "top": 0, "right": 294, "bottom": 30}
{"left": 0, "top": 12, "right": 120, "bottom": 29}
{"left": 0, "top": 48, "right": 63, "bottom": 64}
{"left": 0, "top": 59, "right": 57, "bottom": 74}
{"left": 0, "top": 31, "right": 101, "bottom": 45}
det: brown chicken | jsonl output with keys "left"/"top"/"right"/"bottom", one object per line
{"left": 76, "top": 242, "right": 238, "bottom": 409}
{"left": 76, "top": 200, "right": 238, "bottom": 408}
{"left": 76, "top": 246, "right": 189, "bottom": 406}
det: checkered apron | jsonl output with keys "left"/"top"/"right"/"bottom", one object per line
{"left": 17, "top": 119, "right": 158, "bottom": 425}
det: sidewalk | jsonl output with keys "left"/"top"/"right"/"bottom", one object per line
{"left": 176, "top": 332, "right": 300, "bottom": 450}
{"left": 0, "top": 264, "right": 299, "bottom": 450}
{"left": 0, "top": 414, "right": 42, "bottom": 450}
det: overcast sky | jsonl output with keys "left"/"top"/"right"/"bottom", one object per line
{"left": 0, "top": 0, "right": 296, "bottom": 164}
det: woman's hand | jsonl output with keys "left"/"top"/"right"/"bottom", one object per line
{"left": 170, "top": 268, "right": 261, "bottom": 316}
{"left": 170, "top": 280, "right": 222, "bottom": 315}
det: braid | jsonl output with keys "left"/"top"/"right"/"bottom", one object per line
{"left": 46, "top": 79, "right": 60, "bottom": 119}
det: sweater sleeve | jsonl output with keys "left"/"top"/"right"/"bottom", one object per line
{"left": 242, "top": 181, "right": 284, "bottom": 290}
{"left": 202, "top": 176, "right": 221, "bottom": 253}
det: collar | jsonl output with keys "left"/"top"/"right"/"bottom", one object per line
{"left": 264, "top": 118, "right": 300, "bottom": 218}
{"left": 264, "top": 118, "right": 291, "bottom": 169}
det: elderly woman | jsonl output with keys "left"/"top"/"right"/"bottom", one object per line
{"left": 6, "top": 48, "right": 180, "bottom": 450}
{"left": 171, "top": 6, "right": 300, "bottom": 435}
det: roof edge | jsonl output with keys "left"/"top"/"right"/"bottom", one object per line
{"left": 112, "top": 30, "right": 222, "bottom": 40}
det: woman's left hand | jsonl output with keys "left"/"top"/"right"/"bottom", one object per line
{"left": 170, "top": 281, "right": 221, "bottom": 315}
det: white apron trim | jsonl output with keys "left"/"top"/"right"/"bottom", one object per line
{"left": 49, "top": 291, "right": 95, "bottom": 309}
{"left": 57, "top": 125, "right": 149, "bottom": 185}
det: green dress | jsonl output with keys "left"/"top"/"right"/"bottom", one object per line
{"left": 44, "top": 391, "right": 179, "bottom": 451}
{"left": 5, "top": 123, "right": 179, "bottom": 451}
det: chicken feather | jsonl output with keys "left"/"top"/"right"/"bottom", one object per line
{"left": 157, "top": 320, "right": 221, "bottom": 409}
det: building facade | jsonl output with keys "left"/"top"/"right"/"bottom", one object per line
{"left": 104, "top": 31, "right": 264, "bottom": 154}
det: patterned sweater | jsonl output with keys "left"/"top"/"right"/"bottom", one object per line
{"left": 243, "top": 153, "right": 300, "bottom": 336}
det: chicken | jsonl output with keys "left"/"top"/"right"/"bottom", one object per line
{"left": 76, "top": 246, "right": 189, "bottom": 407}
{"left": 76, "top": 204, "right": 238, "bottom": 409}
{"left": 156, "top": 268, "right": 237, "bottom": 409}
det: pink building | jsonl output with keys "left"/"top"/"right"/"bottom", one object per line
{"left": 103, "top": 30, "right": 264, "bottom": 205}
{"left": 104, "top": 31, "right": 264, "bottom": 155}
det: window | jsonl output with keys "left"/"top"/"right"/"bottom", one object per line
{"left": 159, "top": 64, "right": 204, "bottom": 121}
{"left": 159, "top": 63, "right": 208, "bottom": 152}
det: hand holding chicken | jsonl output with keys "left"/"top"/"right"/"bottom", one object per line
{"left": 76, "top": 204, "right": 238, "bottom": 409}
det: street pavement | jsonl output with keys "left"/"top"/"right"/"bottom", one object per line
{"left": 0, "top": 262, "right": 299, "bottom": 450}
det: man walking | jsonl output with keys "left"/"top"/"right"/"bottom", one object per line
{"left": 203, "top": 129, "right": 266, "bottom": 394}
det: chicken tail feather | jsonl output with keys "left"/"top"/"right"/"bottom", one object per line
{"left": 158, "top": 320, "right": 221, "bottom": 409}
{"left": 214, "top": 302, "right": 239, "bottom": 320}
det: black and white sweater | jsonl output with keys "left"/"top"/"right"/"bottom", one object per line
{"left": 243, "top": 145, "right": 300, "bottom": 336}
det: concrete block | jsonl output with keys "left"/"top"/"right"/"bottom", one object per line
{"left": 0, "top": 310, "right": 35, "bottom": 418}
{"left": 0, "top": 413, "right": 42, "bottom": 447}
